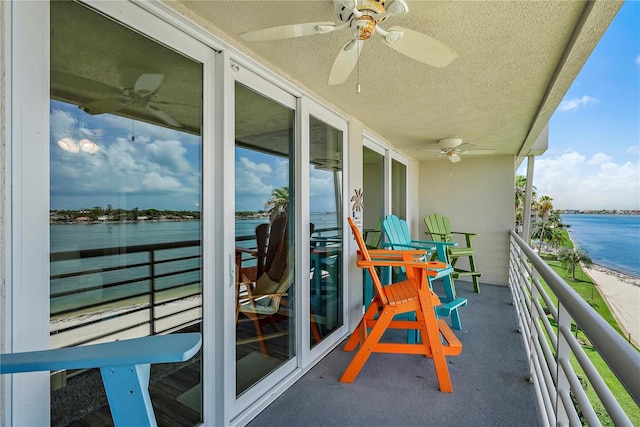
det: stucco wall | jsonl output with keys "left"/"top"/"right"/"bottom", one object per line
{"left": 418, "top": 156, "right": 515, "bottom": 286}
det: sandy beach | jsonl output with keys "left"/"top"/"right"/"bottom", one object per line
{"left": 583, "top": 264, "right": 640, "bottom": 347}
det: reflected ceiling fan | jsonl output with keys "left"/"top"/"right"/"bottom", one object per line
{"left": 79, "top": 69, "right": 182, "bottom": 128}
{"left": 424, "top": 137, "right": 496, "bottom": 163}
{"left": 239, "top": 0, "right": 457, "bottom": 86}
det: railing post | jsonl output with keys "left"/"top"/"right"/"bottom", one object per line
{"left": 149, "top": 249, "right": 156, "bottom": 335}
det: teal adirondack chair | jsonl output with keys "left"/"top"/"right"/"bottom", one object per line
{"left": 381, "top": 215, "right": 467, "bottom": 331}
{"left": 424, "top": 213, "right": 482, "bottom": 293}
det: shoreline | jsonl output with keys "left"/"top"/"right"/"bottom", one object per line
{"left": 583, "top": 263, "right": 640, "bottom": 347}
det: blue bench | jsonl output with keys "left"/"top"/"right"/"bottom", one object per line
{"left": 1, "top": 333, "right": 202, "bottom": 426}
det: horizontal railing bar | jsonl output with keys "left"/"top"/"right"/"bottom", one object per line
{"left": 50, "top": 239, "right": 201, "bottom": 261}
{"left": 50, "top": 261, "right": 151, "bottom": 280}
{"left": 51, "top": 278, "right": 151, "bottom": 299}
{"left": 152, "top": 267, "right": 201, "bottom": 282}
{"left": 51, "top": 254, "right": 201, "bottom": 282}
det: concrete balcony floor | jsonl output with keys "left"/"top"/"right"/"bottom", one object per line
{"left": 249, "top": 282, "right": 540, "bottom": 426}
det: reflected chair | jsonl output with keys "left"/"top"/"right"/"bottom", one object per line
{"left": 341, "top": 217, "right": 462, "bottom": 392}
{"left": 237, "top": 240, "right": 293, "bottom": 356}
{"left": 381, "top": 214, "right": 467, "bottom": 330}
{"left": 424, "top": 213, "right": 482, "bottom": 293}
{"left": 363, "top": 219, "right": 383, "bottom": 250}
{"left": 237, "top": 216, "right": 287, "bottom": 283}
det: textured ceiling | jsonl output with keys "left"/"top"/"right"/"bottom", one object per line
{"left": 170, "top": 0, "right": 621, "bottom": 164}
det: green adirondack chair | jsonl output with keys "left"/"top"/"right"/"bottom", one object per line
{"left": 424, "top": 213, "right": 482, "bottom": 293}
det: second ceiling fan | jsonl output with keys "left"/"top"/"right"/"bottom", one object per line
{"left": 425, "top": 137, "right": 496, "bottom": 163}
{"left": 240, "top": 0, "right": 458, "bottom": 86}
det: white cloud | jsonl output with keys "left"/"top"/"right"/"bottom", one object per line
{"left": 558, "top": 95, "right": 597, "bottom": 112}
{"left": 534, "top": 150, "right": 640, "bottom": 209}
{"left": 235, "top": 156, "right": 274, "bottom": 210}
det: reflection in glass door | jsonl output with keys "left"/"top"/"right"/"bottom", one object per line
{"left": 392, "top": 159, "right": 407, "bottom": 219}
{"left": 234, "top": 83, "right": 296, "bottom": 396}
{"left": 363, "top": 146, "right": 385, "bottom": 248}
{"left": 309, "top": 116, "right": 344, "bottom": 345}
{"left": 49, "top": 2, "right": 203, "bottom": 425}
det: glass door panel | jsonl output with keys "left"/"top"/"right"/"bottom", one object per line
{"left": 234, "top": 82, "right": 296, "bottom": 396}
{"left": 309, "top": 116, "right": 344, "bottom": 345}
{"left": 392, "top": 159, "right": 407, "bottom": 219}
{"left": 363, "top": 146, "right": 385, "bottom": 247}
{"left": 50, "top": 2, "right": 203, "bottom": 425}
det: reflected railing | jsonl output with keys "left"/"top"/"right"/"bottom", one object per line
{"left": 50, "top": 240, "right": 202, "bottom": 348}
{"left": 509, "top": 231, "right": 639, "bottom": 426}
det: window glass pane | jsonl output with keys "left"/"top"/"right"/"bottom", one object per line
{"left": 235, "top": 83, "right": 296, "bottom": 396}
{"left": 363, "top": 146, "right": 385, "bottom": 248}
{"left": 50, "top": 2, "right": 203, "bottom": 424}
{"left": 309, "top": 116, "right": 344, "bottom": 346}
{"left": 392, "top": 159, "right": 407, "bottom": 219}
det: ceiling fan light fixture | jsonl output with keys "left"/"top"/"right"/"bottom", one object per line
{"left": 448, "top": 152, "right": 461, "bottom": 163}
{"left": 57, "top": 137, "right": 80, "bottom": 153}
{"left": 352, "top": 15, "right": 377, "bottom": 40}
{"left": 79, "top": 138, "right": 100, "bottom": 153}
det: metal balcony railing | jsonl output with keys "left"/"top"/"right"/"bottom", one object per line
{"left": 50, "top": 240, "right": 202, "bottom": 348}
{"left": 509, "top": 231, "right": 640, "bottom": 426}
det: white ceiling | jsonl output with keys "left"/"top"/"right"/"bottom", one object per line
{"left": 168, "top": 0, "right": 622, "bottom": 165}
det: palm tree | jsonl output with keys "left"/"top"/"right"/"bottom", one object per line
{"left": 558, "top": 247, "right": 593, "bottom": 280}
{"left": 535, "top": 195, "right": 554, "bottom": 251}
{"left": 265, "top": 186, "right": 289, "bottom": 221}
{"left": 531, "top": 221, "right": 563, "bottom": 253}
{"left": 514, "top": 175, "right": 536, "bottom": 232}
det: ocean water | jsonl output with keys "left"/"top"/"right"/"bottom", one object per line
{"left": 561, "top": 214, "right": 640, "bottom": 277}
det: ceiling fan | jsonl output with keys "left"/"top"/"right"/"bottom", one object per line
{"left": 239, "top": 0, "right": 458, "bottom": 86}
{"left": 79, "top": 70, "right": 182, "bottom": 128}
{"left": 424, "top": 137, "right": 496, "bottom": 163}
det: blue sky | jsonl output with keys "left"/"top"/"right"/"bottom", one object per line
{"left": 519, "top": 1, "right": 639, "bottom": 210}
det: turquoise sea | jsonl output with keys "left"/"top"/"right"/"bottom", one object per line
{"left": 561, "top": 214, "right": 640, "bottom": 278}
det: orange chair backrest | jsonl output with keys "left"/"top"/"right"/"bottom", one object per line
{"left": 347, "top": 217, "right": 389, "bottom": 305}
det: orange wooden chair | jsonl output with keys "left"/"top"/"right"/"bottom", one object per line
{"left": 341, "top": 217, "right": 463, "bottom": 392}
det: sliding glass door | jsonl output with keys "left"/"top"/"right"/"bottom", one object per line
{"left": 49, "top": 2, "right": 208, "bottom": 425}
{"left": 309, "top": 115, "right": 344, "bottom": 346}
{"left": 233, "top": 77, "right": 296, "bottom": 399}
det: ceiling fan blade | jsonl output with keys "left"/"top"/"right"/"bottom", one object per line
{"left": 134, "top": 73, "right": 164, "bottom": 95}
{"left": 460, "top": 149, "right": 497, "bottom": 155}
{"left": 240, "top": 22, "right": 338, "bottom": 42}
{"left": 51, "top": 71, "right": 122, "bottom": 97}
{"left": 146, "top": 104, "right": 182, "bottom": 128}
{"left": 448, "top": 153, "right": 461, "bottom": 163}
{"left": 328, "top": 40, "right": 362, "bottom": 85}
{"left": 383, "top": 26, "right": 458, "bottom": 68}
{"left": 80, "top": 97, "right": 127, "bottom": 115}
{"left": 455, "top": 142, "right": 475, "bottom": 151}
{"left": 405, "top": 1, "right": 451, "bottom": 12}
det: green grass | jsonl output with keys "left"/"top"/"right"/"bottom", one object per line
{"left": 536, "top": 229, "right": 639, "bottom": 425}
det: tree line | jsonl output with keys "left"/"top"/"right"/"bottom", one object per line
{"left": 51, "top": 205, "right": 201, "bottom": 222}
